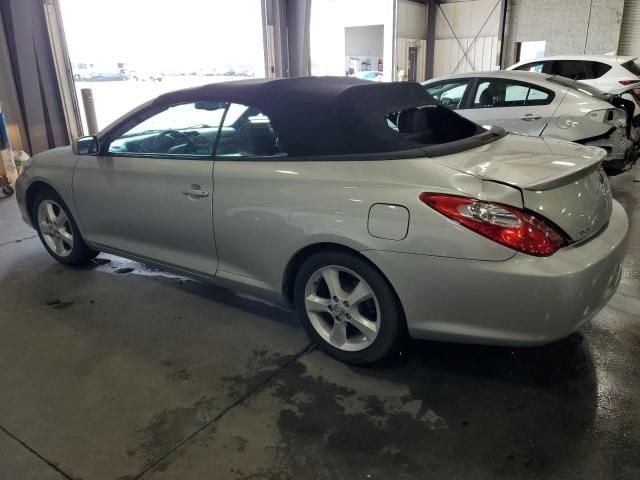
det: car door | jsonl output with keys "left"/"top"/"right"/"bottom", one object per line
{"left": 459, "top": 78, "right": 556, "bottom": 135}
{"left": 73, "top": 100, "right": 226, "bottom": 276}
{"left": 210, "top": 102, "right": 290, "bottom": 285}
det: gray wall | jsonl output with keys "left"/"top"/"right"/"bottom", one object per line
{"left": 503, "top": 0, "right": 625, "bottom": 66}
{"left": 345, "top": 25, "right": 385, "bottom": 57}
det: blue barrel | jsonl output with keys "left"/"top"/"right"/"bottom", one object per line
{"left": 0, "top": 112, "right": 10, "bottom": 151}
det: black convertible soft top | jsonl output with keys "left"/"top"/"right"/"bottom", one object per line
{"left": 105, "top": 77, "right": 503, "bottom": 158}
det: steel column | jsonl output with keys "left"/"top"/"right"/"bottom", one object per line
{"left": 425, "top": 0, "right": 436, "bottom": 80}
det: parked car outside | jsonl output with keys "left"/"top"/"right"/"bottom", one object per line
{"left": 129, "top": 70, "right": 163, "bottom": 82}
{"left": 15, "top": 77, "right": 628, "bottom": 364}
{"left": 71, "top": 62, "right": 95, "bottom": 81}
{"left": 352, "top": 71, "right": 383, "bottom": 82}
{"left": 507, "top": 54, "right": 640, "bottom": 93}
{"left": 423, "top": 70, "right": 640, "bottom": 171}
{"left": 89, "top": 71, "right": 129, "bottom": 82}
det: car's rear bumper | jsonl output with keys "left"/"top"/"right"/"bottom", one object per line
{"left": 364, "top": 200, "right": 629, "bottom": 346}
{"left": 584, "top": 127, "right": 640, "bottom": 168}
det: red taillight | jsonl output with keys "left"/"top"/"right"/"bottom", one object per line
{"left": 420, "top": 193, "right": 568, "bottom": 256}
{"left": 619, "top": 79, "right": 640, "bottom": 85}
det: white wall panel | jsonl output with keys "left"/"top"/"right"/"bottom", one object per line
{"left": 396, "top": 0, "right": 427, "bottom": 39}
{"left": 433, "top": 0, "right": 501, "bottom": 77}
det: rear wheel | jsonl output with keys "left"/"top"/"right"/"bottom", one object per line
{"left": 32, "top": 189, "right": 98, "bottom": 265}
{"left": 294, "top": 251, "right": 405, "bottom": 364}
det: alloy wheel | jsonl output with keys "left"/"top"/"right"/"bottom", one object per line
{"left": 303, "top": 265, "right": 380, "bottom": 352}
{"left": 37, "top": 200, "right": 74, "bottom": 257}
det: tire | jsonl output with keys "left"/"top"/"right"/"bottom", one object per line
{"left": 31, "top": 188, "right": 98, "bottom": 265}
{"left": 294, "top": 250, "right": 406, "bottom": 364}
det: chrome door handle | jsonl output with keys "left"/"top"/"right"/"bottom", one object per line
{"left": 520, "top": 114, "right": 541, "bottom": 121}
{"left": 182, "top": 184, "right": 209, "bottom": 198}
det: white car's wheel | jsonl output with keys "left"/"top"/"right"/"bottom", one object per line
{"left": 294, "top": 251, "right": 405, "bottom": 364}
{"left": 32, "top": 188, "right": 98, "bottom": 265}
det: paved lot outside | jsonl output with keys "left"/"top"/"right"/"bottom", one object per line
{"left": 0, "top": 169, "right": 639, "bottom": 479}
{"left": 75, "top": 75, "right": 240, "bottom": 132}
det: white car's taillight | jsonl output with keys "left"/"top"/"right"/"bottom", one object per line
{"left": 420, "top": 193, "right": 569, "bottom": 257}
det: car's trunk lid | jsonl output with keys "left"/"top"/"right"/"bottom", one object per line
{"left": 439, "top": 135, "right": 612, "bottom": 242}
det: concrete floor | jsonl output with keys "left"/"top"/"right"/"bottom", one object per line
{"left": 0, "top": 169, "right": 638, "bottom": 480}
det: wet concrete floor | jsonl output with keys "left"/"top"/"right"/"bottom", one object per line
{"left": 0, "top": 169, "right": 638, "bottom": 479}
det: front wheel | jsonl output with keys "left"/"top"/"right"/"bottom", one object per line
{"left": 294, "top": 251, "right": 405, "bottom": 364}
{"left": 32, "top": 189, "right": 98, "bottom": 265}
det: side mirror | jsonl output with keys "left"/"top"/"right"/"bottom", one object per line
{"left": 72, "top": 135, "right": 99, "bottom": 155}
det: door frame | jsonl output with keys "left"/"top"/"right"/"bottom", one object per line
{"left": 43, "top": 0, "right": 82, "bottom": 139}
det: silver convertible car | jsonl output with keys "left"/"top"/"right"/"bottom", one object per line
{"left": 15, "top": 77, "right": 628, "bottom": 364}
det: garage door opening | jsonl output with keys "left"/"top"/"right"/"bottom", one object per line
{"left": 516, "top": 40, "right": 546, "bottom": 63}
{"left": 58, "top": 0, "right": 266, "bottom": 132}
{"left": 310, "top": 0, "right": 394, "bottom": 82}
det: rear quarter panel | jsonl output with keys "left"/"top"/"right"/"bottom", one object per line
{"left": 212, "top": 158, "right": 517, "bottom": 294}
{"left": 542, "top": 91, "right": 613, "bottom": 141}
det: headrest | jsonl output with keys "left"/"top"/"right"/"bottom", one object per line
{"left": 397, "top": 108, "right": 429, "bottom": 133}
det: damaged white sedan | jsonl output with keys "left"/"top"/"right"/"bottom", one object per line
{"left": 424, "top": 71, "right": 640, "bottom": 172}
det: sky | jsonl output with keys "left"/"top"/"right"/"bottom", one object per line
{"left": 59, "top": 0, "right": 265, "bottom": 73}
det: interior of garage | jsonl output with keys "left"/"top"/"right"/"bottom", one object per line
{"left": 0, "top": 0, "right": 639, "bottom": 479}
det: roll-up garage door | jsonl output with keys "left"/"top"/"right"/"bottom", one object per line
{"left": 619, "top": 0, "right": 640, "bottom": 55}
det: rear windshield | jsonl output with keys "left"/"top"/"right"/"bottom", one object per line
{"left": 549, "top": 60, "right": 611, "bottom": 79}
{"left": 546, "top": 76, "right": 607, "bottom": 99}
{"left": 622, "top": 60, "right": 640, "bottom": 76}
{"left": 384, "top": 104, "right": 506, "bottom": 157}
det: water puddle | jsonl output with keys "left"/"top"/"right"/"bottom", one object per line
{"left": 92, "top": 254, "right": 191, "bottom": 282}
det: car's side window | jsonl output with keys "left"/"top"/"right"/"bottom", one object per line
{"left": 472, "top": 79, "right": 553, "bottom": 108}
{"left": 525, "top": 87, "right": 551, "bottom": 104}
{"left": 549, "top": 60, "right": 592, "bottom": 80}
{"left": 425, "top": 81, "right": 469, "bottom": 109}
{"left": 107, "top": 101, "right": 228, "bottom": 157}
{"left": 590, "top": 61, "right": 612, "bottom": 78}
{"left": 215, "top": 103, "right": 286, "bottom": 158}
